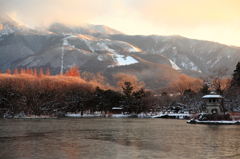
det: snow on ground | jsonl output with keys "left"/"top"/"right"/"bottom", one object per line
{"left": 210, "top": 55, "right": 222, "bottom": 67}
{"left": 86, "top": 40, "right": 139, "bottom": 67}
{"left": 151, "top": 113, "right": 190, "bottom": 118}
{"left": 108, "top": 54, "right": 139, "bottom": 67}
{"left": 207, "top": 60, "right": 211, "bottom": 64}
{"left": 98, "top": 55, "right": 103, "bottom": 61}
{"left": 63, "top": 35, "right": 78, "bottom": 48}
{"left": 63, "top": 34, "right": 139, "bottom": 67}
{"left": 169, "top": 60, "right": 181, "bottom": 70}
{"left": 189, "top": 61, "right": 202, "bottom": 72}
{"left": 115, "top": 54, "right": 138, "bottom": 66}
{"left": 62, "top": 35, "right": 95, "bottom": 55}
{"left": 0, "top": 23, "right": 15, "bottom": 37}
{"left": 187, "top": 119, "right": 240, "bottom": 124}
{"left": 79, "top": 35, "right": 95, "bottom": 53}
{"left": 65, "top": 113, "right": 102, "bottom": 117}
{"left": 61, "top": 45, "right": 64, "bottom": 73}
{"left": 61, "top": 35, "right": 84, "bottom": 73}
{"left": 178, "top": 56, "right": 202, "bottom": 73}
{"left": 111, "top": 114, "right": 130, "bottom": 118}
{"left": 202, "top": 94, "right": 223, "bottom": 98}
{"left": 96, "top": 42, "right": 117, "bottom": 53}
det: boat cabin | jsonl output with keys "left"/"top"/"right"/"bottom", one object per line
{"left": 202, "top": 92, "right": 223, "bottom": 114}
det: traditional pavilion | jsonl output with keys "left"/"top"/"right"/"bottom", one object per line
{"left": 202, "top": 92, "right": 223, "bottom": 114}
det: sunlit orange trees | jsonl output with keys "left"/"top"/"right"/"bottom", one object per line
{"left": 114, "top": 73, "right": 145, "bottom": 92}
{"left": 170, "top": 74, "right": 203, "bottom": 95}
{"left": 0, "top": 66, "right": 118, "bottom": 116}
{"left": 65, "top": 66, "right": 80, "bottom": 77}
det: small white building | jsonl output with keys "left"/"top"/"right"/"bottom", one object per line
{"left": 111, "top": 107, "right": 123, "bottom": 114}
{"left": 202, "top": 92, "right": 223, "bottom": 114}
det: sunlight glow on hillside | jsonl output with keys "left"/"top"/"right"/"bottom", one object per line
{"left": 1, "top": 0, "right": 240, "bottom": 46}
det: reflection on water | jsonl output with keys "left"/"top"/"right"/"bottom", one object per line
{"left": 1, "top": 118, "right": 240, "bottom": 159}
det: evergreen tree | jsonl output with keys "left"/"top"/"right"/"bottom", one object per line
{"left": 122, "top": 82, "right": 133, "bottom": 98}
{"left": 232, "top": 61, "right": 240, "bottom": 87}
{"left": 199, "top": 84, "right": 210, "bottom": 95}
{"left": 133, "top": 88, "right": 147, "bottom": 100}
{"left": 95, "top": 87, "right": 123, "bottom": 113}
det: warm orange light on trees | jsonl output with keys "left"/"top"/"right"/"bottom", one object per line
{"left": 114, "top": 73, "right": 145, "bottom": 92}
{"left": 170, "top": 74, "right": 203, "bottom": 95}
{"left": 65, "top": 66, "right": 80, "bottom": 77}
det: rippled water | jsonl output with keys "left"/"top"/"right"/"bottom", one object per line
{"left": 1, "top": 118, "right": 240, "bottom": 159}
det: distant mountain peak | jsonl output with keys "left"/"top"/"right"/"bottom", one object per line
{"left": 0, "top": 14, "right": 239, "bottom": 90}
{"left": 81, "top": 24, "right": 124, "bottom": 35}
{"left": 0, "top": 12, "right": 22, "bottom": 36}
{"left": 48, "top": 22, "right": 124, "bottom": 36}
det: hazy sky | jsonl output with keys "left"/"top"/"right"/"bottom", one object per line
{"left": 1, "top": 0, "right": 240, "bottom": 46}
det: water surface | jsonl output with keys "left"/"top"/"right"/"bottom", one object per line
{"left": 1, "top": 118, "right": 240, "bottom": 159}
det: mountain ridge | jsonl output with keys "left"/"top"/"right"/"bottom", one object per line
{"left": 0, "top": 13, "right": 239, "bottom": 90}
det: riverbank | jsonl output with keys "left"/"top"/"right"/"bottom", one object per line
{"left": 65, "top": 112, "right": 190, "bottom": 119}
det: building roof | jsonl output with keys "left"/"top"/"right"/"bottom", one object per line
{"left": 112, "top": 107, "right": 123, "bottom": 110}
{"left": 202, "top": 95, "right": 223, "bottom": 98}
{"left": 202, "top": 92, "right": 223, "bottom": 99}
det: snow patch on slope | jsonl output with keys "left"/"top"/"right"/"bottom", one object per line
{"left": 0, "top": 23, "right": 15, "bottom": 38}
{"left": 61, "top": 34, "right": 91, "bottom": 73}
{"left": 210, "top": 56, "right": 222, "bottom": 67}
{"left": 115, "top": 55, "right": 138, "bottom": 66}
{"left": 173, "top": 55, "right": 202, "bottom": 73}
{"left": 83, "top": 40, "right": 139, "bottom": 67}
{"left": 98, "top": 55, "right": 103, "bottom": 61}
{"left": 78, "top": 34, "right": 140, "bottom": 67}
{"left": 169, "top": 60, "right": 181, "bottom": 70}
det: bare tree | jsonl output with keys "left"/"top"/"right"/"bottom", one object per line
{"left": 0, "top": 78, "right": 26, "bottom": 117}
{"left": 169, "top": 74, "right": 203, "bottom": 95}
{"left": 65, "top": 83, "right": 94, "bottom": 115}
{"left": 208, "top": 67, "right": 231, "bottom": 95}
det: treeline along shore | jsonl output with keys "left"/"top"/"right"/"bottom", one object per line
{"left": 1, "top": 61, "right": 240, "bottom": 117}
{"left": 0, "top": 67, "right": 152, "bottom": 117}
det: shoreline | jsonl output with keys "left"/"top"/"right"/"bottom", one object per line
{"left": 187, "top": 119, "right": 240, "bottom": 125}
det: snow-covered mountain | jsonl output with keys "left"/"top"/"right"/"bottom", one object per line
{"left": 48, "top": 23, "right": 124, "bottom": 35}
{"left": 0, "top": 13, "right": 239, "bottom": 89}
{"left": 109, "top": 34, "right": 240, "bottom": 75}
{"left": 0, "top": 13, "right": 24, "bottom": 37}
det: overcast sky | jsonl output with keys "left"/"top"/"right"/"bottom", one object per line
{"left": 1, "top": 0, "right": 240, "bottom": 46}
